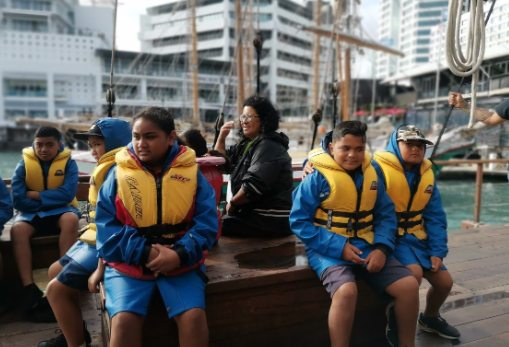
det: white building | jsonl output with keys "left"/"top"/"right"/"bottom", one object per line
{"left": 0, "top": 0, "right": 113, "bottom": 125}
{"left": 376, "top": 0, "right": 449, "bottom": 80}
{"left": 138, "top": 0, "right": 331, "bottom": 115}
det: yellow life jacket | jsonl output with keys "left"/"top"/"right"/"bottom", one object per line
{"left": 112, "top": 146, "right": 200, "bottom": 278}
{"left": 78, "top": 148, "right": 122, "bottom": 246}
{"left": 310, "top": 149, "right": 378, "bottom": 244}
{"left": 22, "top": 147, "right": 78, "bottom": 208}
{"left": 374, "top": 151, "right": 434, "bottom": 240}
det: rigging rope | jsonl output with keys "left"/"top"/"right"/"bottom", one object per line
{"left": 431, "top": 0, "right": 496, "bottom": 159}
{"left": 445, "top": 0, "right": 485, "bottom": 128}
{"left": 106, "top": 0, "right": 118, "bottom": 117}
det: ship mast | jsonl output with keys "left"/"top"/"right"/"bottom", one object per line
{"left": 312, "top": 0, "right": 322, "bottom": 112}
{"left": 190, "top": 0, "right": 200, "bottom": 125}
{"left": 235, "top": 0, "right": 245, "bottom": 115}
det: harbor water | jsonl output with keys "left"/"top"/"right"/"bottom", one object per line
{"left": 1, "top": 151, "right": 508, "bottom": 231}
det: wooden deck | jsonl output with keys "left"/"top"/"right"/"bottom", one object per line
{"left": 3, "top": 224, "right": 509, "bottom": 346}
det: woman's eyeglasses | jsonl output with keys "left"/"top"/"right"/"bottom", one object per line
{"left": 239, "top": 114, "right": 259, "bottom": 123}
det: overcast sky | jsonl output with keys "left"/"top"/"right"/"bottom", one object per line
{"left": 80, "top": 0, "right": 379, "bottom": 78}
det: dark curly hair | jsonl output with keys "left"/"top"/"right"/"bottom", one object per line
{"left": 241, "top": 95, "right": 280, "bottom": 136}
{"left": 34, "top": 126, "right": 61, "bottom": 142}
{"left": 133, "top": 107, "right": 175, "bottom": 135}
{"left": 181, "top": 129, "right": 208, "bottom": 157}
{"left": 332, "top": 121, "right": 368, "bottom": 143}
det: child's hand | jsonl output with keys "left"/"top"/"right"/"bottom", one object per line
{"left": 302, "top": 161, "right": 314, "bottom": 179}
{"left": 365, "top": 249, "right": 387, "bottom": 273}
{"left": 146, "top": 247, "right": 160, "bottom": 263}
{"left": 430, "top": 256, "right": 443, "bottom": 272}
{"left": 146, "top": 244, "right": 181, "bottom": 274}
{"left": 341, "top": 243, "right": 365, "bottom": 265}
{"left": 88, "top": 268, "right": 104, "bottom": 293}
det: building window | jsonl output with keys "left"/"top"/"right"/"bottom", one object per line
{"left": 417, "top": 29, "right": 431, "bottom": 36}
{"left": 415, "top": 57, "right": 429, "bottom": 63}
{"left": 418, "top": 1, "right": 448, "bottom": 9}
{"left": 277, "top": 68, "right": 309, "bottom": 82}
{"left": 11, "top": 0, "right": 51, "bottom": 11}
{"left": 11, "top": 19, "right": 48, "bottom": 32}
{"left": 4, "top": 79, "right": 47, "bottom": 97}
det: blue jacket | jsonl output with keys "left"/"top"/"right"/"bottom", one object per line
{"left": 0, "top": 176, "right": 13, "bottom": 235}
{"left": 95, "top": 141, "right": 218, "bottom": 268}
{"left": 65, "top": 118, "right": 132, "bottom": 272}
{"left": 11, "top": 144, "right": 80, "bottom": 222}
{"left": 290, "top": 153, "right": 397, "bottom": 277}
{"left": 374, "top": 126, "right": 448, "bottom": 265}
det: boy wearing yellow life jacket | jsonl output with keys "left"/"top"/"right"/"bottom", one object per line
{"left": 11, "top": 126, "right": 80, "bottom": 322}
{"left": 373, "top": 125, "right": 460, "bottom": 340}
{"left": 38, "top": 118, "right": 132, "bottom": 347}
{"left": 290, "top": 121, "right": 419, "bottom": 347}
{"left": 95, "top": 108, "right": 218, "bottom": 347}
{"left": 0, "top": 177, "right": 13, "bottom": 314}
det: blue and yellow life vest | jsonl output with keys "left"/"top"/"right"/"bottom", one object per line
{"left": 110, "top": 146, "right": 200, "bottom": 279}
{"left": 22, "top": 147, "right": 78, "bottom": 208}
{"left": 309, "top": 149, "right": 377, "bottom": 244}
{"left": 374, "top": 151, "right": 434, "bottom": 240}
{"left": 78, "top": 148, "right": 122, "bottom": 245}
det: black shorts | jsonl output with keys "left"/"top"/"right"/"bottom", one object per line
{"left": 24, "top": 213, "right": 63, "bottom": 236}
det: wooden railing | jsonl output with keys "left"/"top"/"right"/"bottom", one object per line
{"left": 434, "top": 159, "right": 509, "bottom": 224}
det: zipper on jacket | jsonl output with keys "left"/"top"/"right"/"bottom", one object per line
{"left": 404, "top": 175, "right": 421, "bottom": 234}
{"left": 156, "top": 177, "right": 162, "bottom": 224}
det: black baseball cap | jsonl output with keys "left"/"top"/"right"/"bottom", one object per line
{"left": 73, "top": 123, "right": 104, "bottom": 141}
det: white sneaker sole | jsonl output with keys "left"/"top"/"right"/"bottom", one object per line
{"left": 418, "top": 322, "right": 460, "bottom": 340}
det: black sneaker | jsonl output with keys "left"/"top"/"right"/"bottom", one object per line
{"left": 25, "top": 297, "right": 57, "bottom": 323}
{"left": 37, "top": 321, "right": 92, "bottom": 347}
{"left": 418, "top": 312, "right": 461, "bottom": 339}
{"left": 22, "top": 283, "right": 44, "bottom": 311}
{"left": 385, "top": 302, "right": 399, "bottom": 347}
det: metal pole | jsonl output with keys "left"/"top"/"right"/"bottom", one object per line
{"left": 253, "top": 35, "right": 263, "bottom": 95}
{"left": 310, "top": 109, "right": 323, "bottom": 151}
{"left": 106, "top": 0, "right": 118, "bottom": 117}
{"left": 432, "top": 24, "right": 442, "bottom": 129}
{"left": 474, "top": 163, "right": 483, "bottom": 223}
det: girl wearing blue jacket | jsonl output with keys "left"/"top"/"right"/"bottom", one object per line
{"left": 95, "top": 107, "right": 218, "bottom": 347}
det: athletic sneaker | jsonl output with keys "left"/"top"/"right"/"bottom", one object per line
{"left": 385, "top": 301, "right": 398, "bottom": 347}
{"left": 418, "top": 313, "right": 461, "bottom": 339}
{"left": 25, "top": 297, "right": 56, "bottom": 323}
{"left": 37, "top": 320, "right": 92, "bottom": 347}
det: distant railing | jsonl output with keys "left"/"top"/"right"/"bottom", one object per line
{"left": 434, "top": 159, "right": 509, "bottom": 224}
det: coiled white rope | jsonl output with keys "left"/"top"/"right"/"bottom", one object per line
{"left": 446, "top": 0, "right": 486, "bottom": 128}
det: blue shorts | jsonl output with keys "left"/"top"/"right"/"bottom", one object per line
{"left": 104, "top": 264, "right": 207, "bottom": 319}
{"left": 394, "top": 241, "right": 447, "bottom": 271}
{"left": 57, "top": 255, "right": 93, "bottom": 291}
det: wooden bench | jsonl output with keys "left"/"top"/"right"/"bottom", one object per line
{"left": 100, "top": 236, "right": 391, "bottom": 347}
{"left": 0, "top": 176, "right": 91, "bottom": 289}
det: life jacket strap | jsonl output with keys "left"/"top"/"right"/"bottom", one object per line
{"left": 137, "top": 223, "right": 188, "bottom": 245}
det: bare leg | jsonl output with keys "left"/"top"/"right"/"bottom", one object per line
{"left": 57, "top": 212, "right": 79, "bottom": 256}
{"left": 46, "top": 279, "right": 84, "bottom": 347}
{"left": 48, "top": 260, "right": 64, "bottom": 281}
{"left": 110, "top": 312, "right": 144, "bottom": 347}
{"left": 11, "top": 222, "right": 36, "bottom": 286}
{"left": 406, "top": 264, "right": 424, "bottom": 286}
{"left": 385, "top": 276, "right": 419, "bottom": 347}
{"left": 423, "top": 270, "right": 453, "bottom": 318}
{"left": 174, "top": 308, "right": 209, "bottom": 347}
{"left": 328, "top": 282, "right": 357, "bottom": 347}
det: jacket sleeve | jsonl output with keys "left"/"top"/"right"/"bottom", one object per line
{"left": 95, "top": 168, "right": 147, "bottom": 265}
{"left": 174, "top": 171, "right": 218, "bottom": 266}
{"left": 39, "top": 159, "right": 79, "bottom": 208}
{"left": 372, "top": 177, "right": 397, "bottom": 253}
{"left": 11, "top": 160, "right": 43, "bottom": 212}
{"left": 0, "top": 178, "right": 13, "bottom": 231}
{"left": 422, "top": 182, "right": 448, "bottom": 258}
{"left": 290, "top": 171, "right": 348, "bottom": 259}
{"left": 241, "top": 141, "right": 289, "bottom": 202}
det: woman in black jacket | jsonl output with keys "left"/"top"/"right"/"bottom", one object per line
{"left": 215, "top": 95, "right": 293, "bottom": 237}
